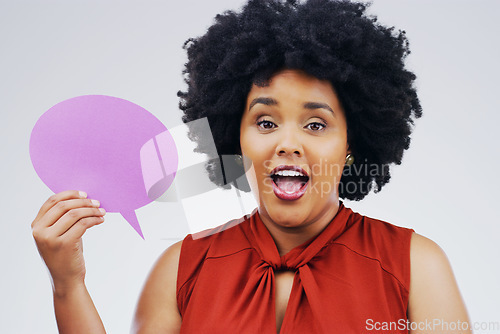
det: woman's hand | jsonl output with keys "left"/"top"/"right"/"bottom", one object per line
{"left": 31, "top": 190, "right": 106, "bottom": 293}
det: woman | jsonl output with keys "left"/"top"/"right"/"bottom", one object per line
{"left": 31, "top": 0, "right": 470, "bottom": 333}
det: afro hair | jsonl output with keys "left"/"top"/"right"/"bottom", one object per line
{"left": 178, "top": 0, "right": 422, "bottom": 201}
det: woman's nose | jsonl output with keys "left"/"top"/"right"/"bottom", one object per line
{"left": 275, "top": 127, "right": 303, "bottom": 157}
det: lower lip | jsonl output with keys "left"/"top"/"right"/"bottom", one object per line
{"left": 272, "top": 180, "right": 309, "bottom": 201}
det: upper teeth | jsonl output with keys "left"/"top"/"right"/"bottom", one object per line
{"left": 274, "top": 170, "right": 304, "bottom": 177}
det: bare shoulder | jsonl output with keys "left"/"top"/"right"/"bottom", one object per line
{"left": 156, "top": 240, "right": 183, "bottom": 272}
{"left": 408, "top": 233, "right": 471, "bottom": 333}
{"left": 132, "top": 240, "right": 183, "bottom": 334}
{"left": 410, "top": 232, "right": 448, "bottom": 268}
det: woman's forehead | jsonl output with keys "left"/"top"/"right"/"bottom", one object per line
{"left": 246, "top": 70, "right": 339, "bottom": 107}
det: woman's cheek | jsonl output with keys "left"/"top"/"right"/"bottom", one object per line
{"left": 243, "top": 162, "right": 260, "bottom": 198}
{"left": 262, "top": 177, "right": 274, "bottom": 195}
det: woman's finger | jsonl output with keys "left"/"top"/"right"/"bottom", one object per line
{"left": 49, "top": 207, "right": 106, "bottom": 237}
{"left": 62, "top": 216, "right": 106, "bottom": 241}
{"left": 34, "top": 198, "right": 101, "bottom": 229}
{"left": 32, "top": 190, "right": 87, "bottom": 227}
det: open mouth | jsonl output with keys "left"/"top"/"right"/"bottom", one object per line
{"left": 270, "top": 165, "right": 309, "bottom": 200}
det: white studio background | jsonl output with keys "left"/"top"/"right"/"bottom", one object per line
{"left": 0, "top": 0, "right": 498, "bottom": 333}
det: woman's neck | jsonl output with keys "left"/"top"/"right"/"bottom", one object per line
{"left": 259, "top": 202, "right": 341, "bottom": 256}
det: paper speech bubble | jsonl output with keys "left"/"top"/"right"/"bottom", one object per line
{"left": 29, "top": 95, "right": 178, "bottom": 239}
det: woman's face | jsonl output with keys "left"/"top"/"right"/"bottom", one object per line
{"left": 240, "top": 69, "right": 349, "bottom": 229}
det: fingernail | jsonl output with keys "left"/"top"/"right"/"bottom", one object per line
{"left": 79, "top": 191, "right": 87, "bottom": 198}
{"left": 91, "top": 199, "right": 100, "bottom": 207}
{"left": 99, "top": 208, "right": 106, "bottom": 215}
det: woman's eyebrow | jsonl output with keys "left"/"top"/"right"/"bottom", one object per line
{"left": 303, "top": 102, "right": 335, "bottom": 115}
{"left": 248, "top": 97, "right": 278, "bottom": 111}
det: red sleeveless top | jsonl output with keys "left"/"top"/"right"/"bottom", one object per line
{"left": 177, "top": 203, "right": 414, "bottom": 333}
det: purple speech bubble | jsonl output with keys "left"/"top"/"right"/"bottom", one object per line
{"left": 29, "top": 95, "right": 178, "bottom": 239}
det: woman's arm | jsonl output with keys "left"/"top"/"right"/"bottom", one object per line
{"left": 132, "top": 241, "right": 183, "bottom": 334}
{"left": 408, "top": 233, "right": 471, "bottom": 334}
{"left": 52, "top": 283, "right": 105, "bottom": 333}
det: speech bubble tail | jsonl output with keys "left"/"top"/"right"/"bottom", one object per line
{"left": 121, "top": 211, "right": 145, "bottom": 239}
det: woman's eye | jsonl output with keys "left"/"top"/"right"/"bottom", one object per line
{"left": 257, "top": 120, "right": 276, "bottom": 129}
{"left": 306, "top": 122, "right": 326, "bottom": 131}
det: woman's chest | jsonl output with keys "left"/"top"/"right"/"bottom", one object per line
{"left": 274, "top": 271, "right": 295, "bottom": 333}
{"left": 179, "top": 258, "right": 409, "bottom": 333}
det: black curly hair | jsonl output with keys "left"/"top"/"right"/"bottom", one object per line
{"left": 178, "top": 0, "right": 422, "bottom": 201}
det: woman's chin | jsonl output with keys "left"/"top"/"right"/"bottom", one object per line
{"left": 257, "top": 190, "right": 339, "bottom": 230}
{"left": 262, "top": 206, "right": 312, "bottom": 229}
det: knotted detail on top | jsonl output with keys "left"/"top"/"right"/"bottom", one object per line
{"left": 273, "top": 259, "right": 297, "bottom": 272}
{"left": 246, "top": 203, "right": 352, "bottom": 333}
{"left": 249, "top": 203, "right": 351, "bottom": 272}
